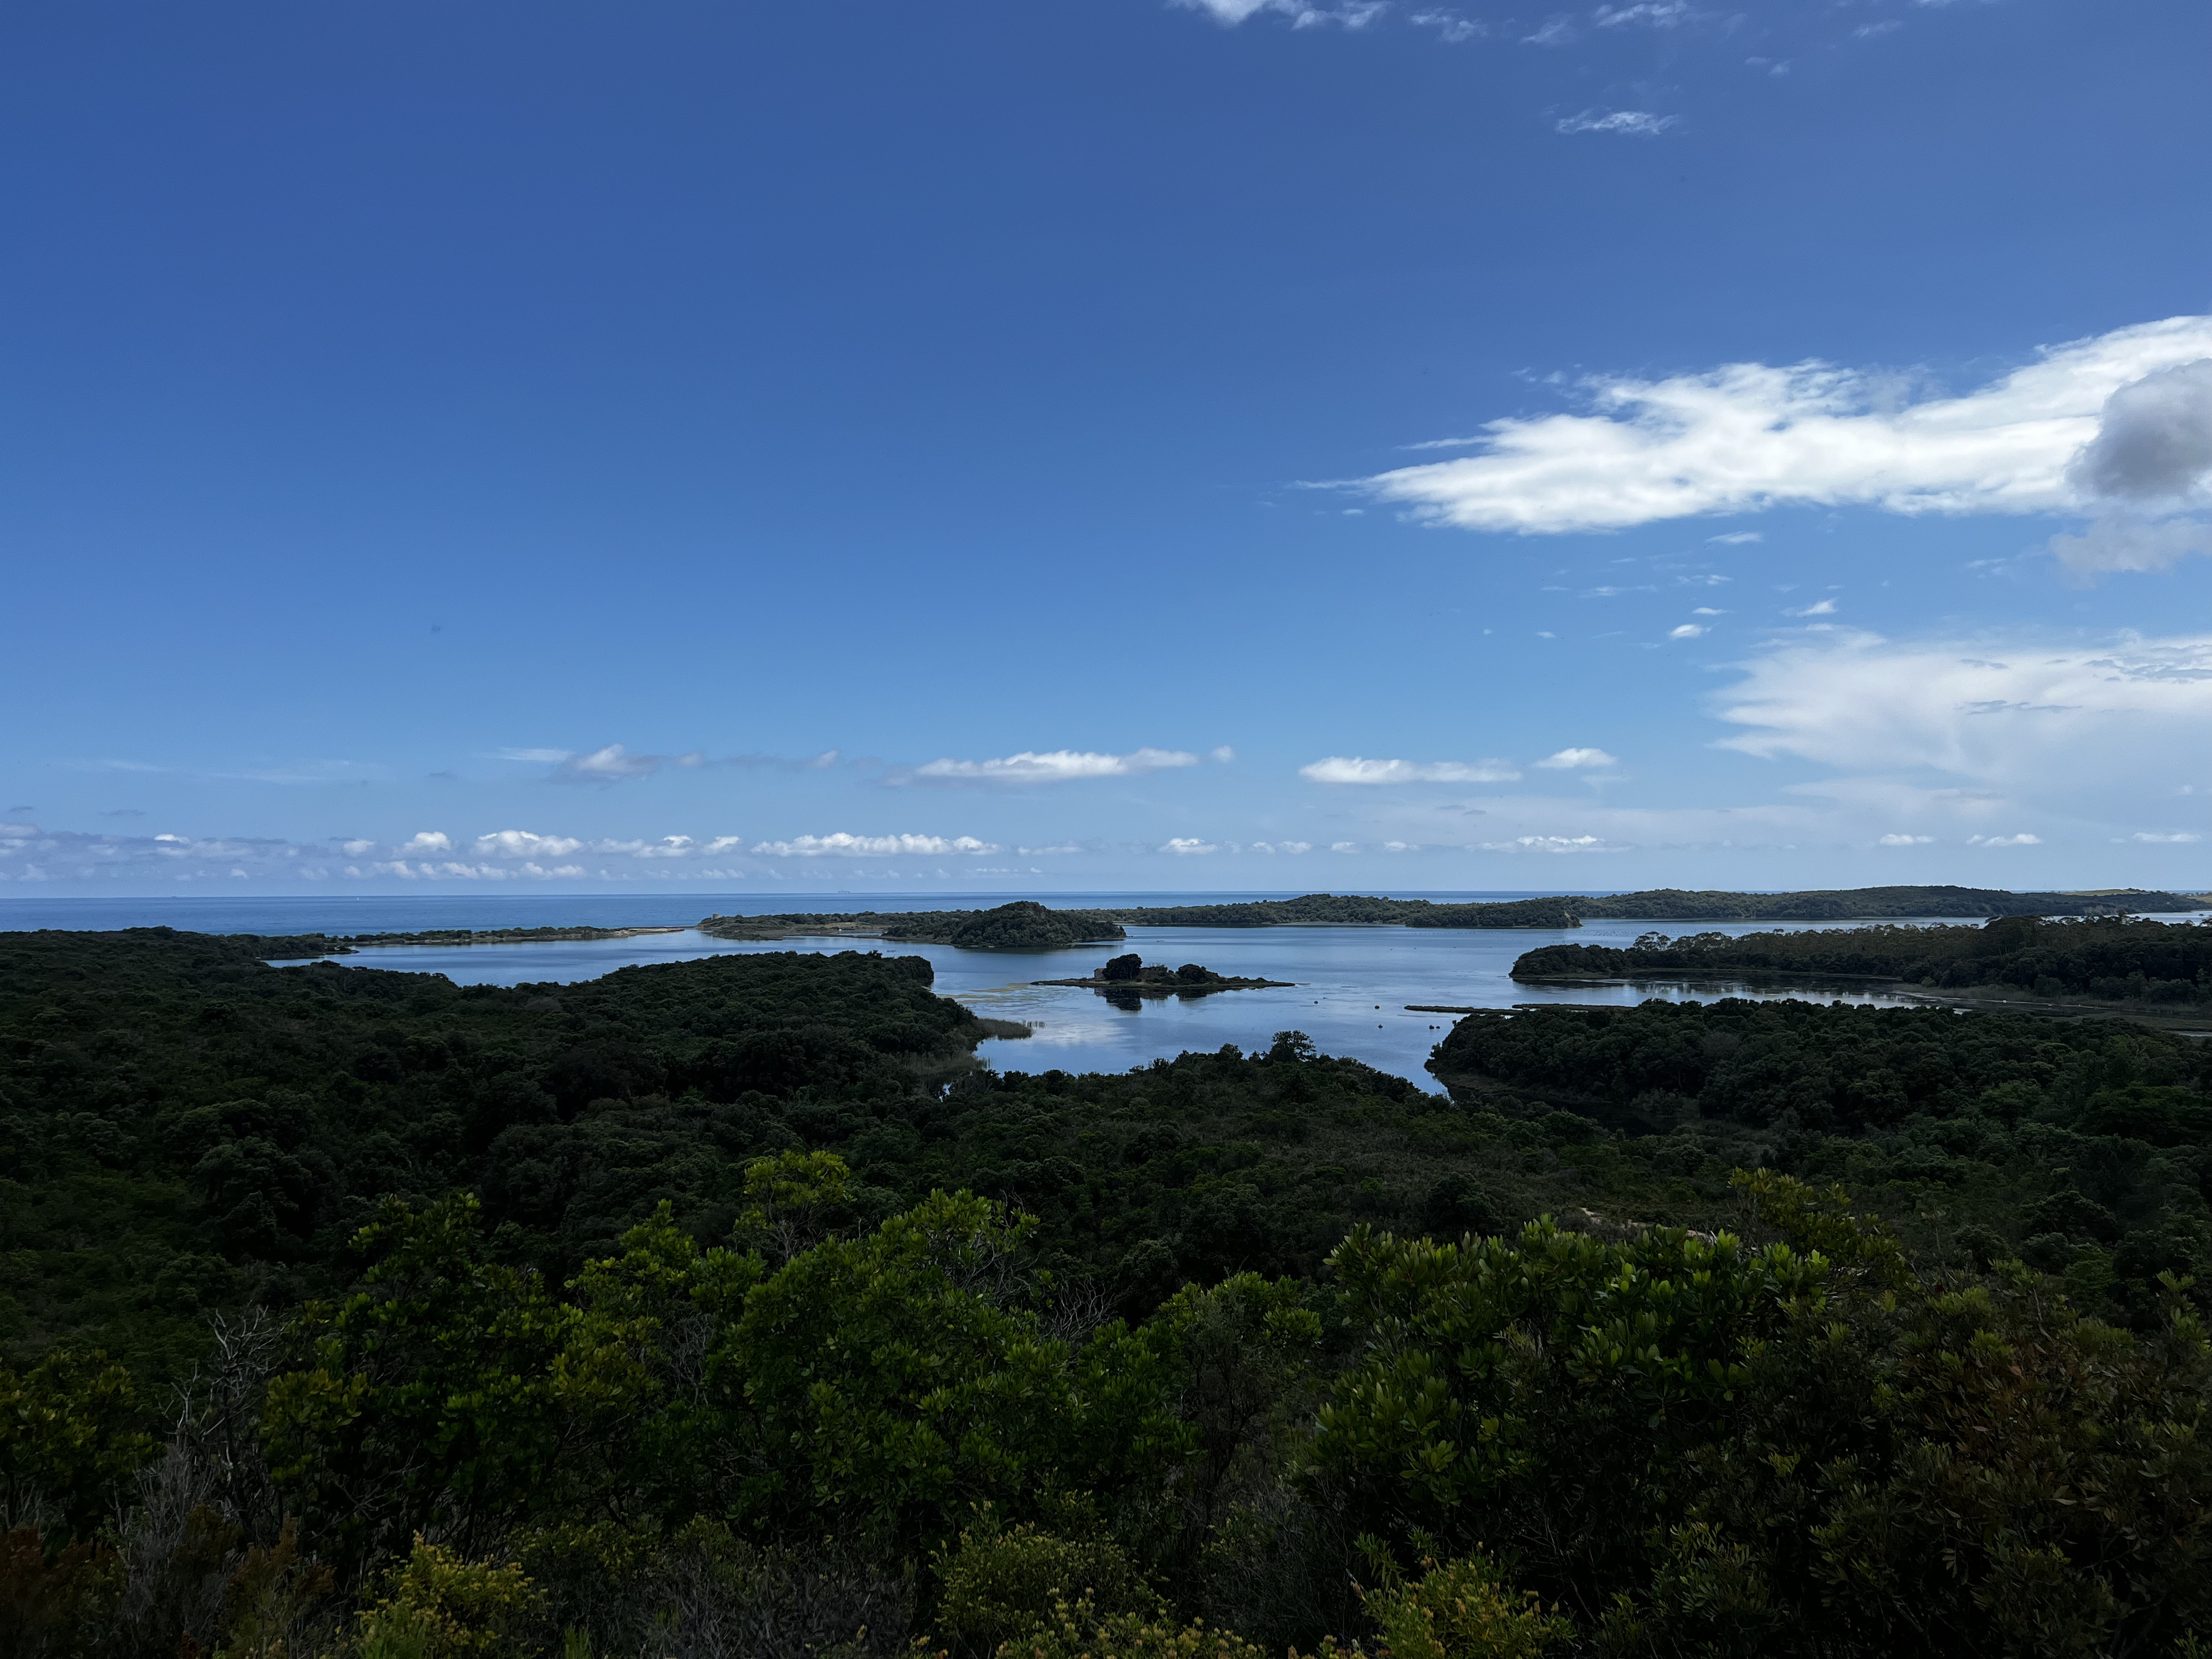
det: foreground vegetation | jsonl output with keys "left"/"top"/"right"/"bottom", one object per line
{"left": 4, "top": 929, "right": 2211, "bottom": 1656}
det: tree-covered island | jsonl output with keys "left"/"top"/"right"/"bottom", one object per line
{"left": 1512, "top": 914, "right": 2212, "bottom": 1019}
{"left": 700, "top": 899, "right": 1126, "bottom": 950}
{"left": 1033, "top": 953, "right": 1295, "bottom": 998}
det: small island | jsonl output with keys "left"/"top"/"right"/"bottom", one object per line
{"left": 1034, "top": 952, "right": 1293, "bottom": 1003}
{"left": 701, "top": 899, "right": 1125, "bottom": 950}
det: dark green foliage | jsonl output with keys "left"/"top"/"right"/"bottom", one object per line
{"left": 8, "top": 928, "right": 2212, "bottom": 1658}
{"left": 918, "top": 901, "right": 1129, "bottom": 951}
{"left": 1103, "top": 894, "right": 1581, "bottom": 929}
{"left": 1515, "top": 914, "right": 2212, "bottom": 1004}
{"left": 1312, "top": 1174, "right": 2212, "bottom": 1658}
{"left": 698, "top": 901, "right": 1126, "bottom": 949}
{"left": 0, "top": 929, "right": 987, "bottom": 1374}
{"left": 1432, "top": 998, "right": 2212, "bottom": 1326}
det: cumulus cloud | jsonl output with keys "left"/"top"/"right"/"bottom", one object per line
{"left": 1300, "top": 756, "right": 1521, "bottom": 784}
{"left": 474, "top": 830, "right": 586, "bottom": 858}
{"left": 903, "top": 748, "right": 1199, "bottom": 785}
{"left": 402, "top": 831, "right": 452, "bottom": 852}
{"left": 1359, "top": 315, "right": 2212, "bottom": 535}
{"left": 1162, "top": 837, "right": 1219, "bottom": 854}
{"left": 1968, "top": 833, "right": 2042, "bottom": 847}
{"left": 2131, "top": 831, "right": 2201, "bottom": 843}
{"left": 2068, "top": 360, "right": 2212, "bottom": 501}
{"left": 749, "top": 832, "right": 1002, "bottom": 857}
{"left": 1668, "top": 623, "right": 1707, "bottom": 639}
{"left": 1535, "top": 747, "right": 1618, "bottom": 769}
{"left": 1556, "top": 109, "right": 1677, "bottom": 136}
{"left": 1877, "top": 833, "right": 1936, "bottom": 846}
{"left": 1479, "top": 834, "right": 1619, "bottom": 853}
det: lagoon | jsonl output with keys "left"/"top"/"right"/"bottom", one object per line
{"left": 3, "top": 890, "right": 2036, "bottom": 1086}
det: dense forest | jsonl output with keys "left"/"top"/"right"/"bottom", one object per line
{"left": 4, "top": 928, "right": 2210, "bottom": 1657}
{"left": 1513, "top": 914, "right": 2212, "bottom": 1008}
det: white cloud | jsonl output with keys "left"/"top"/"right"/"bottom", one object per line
{"left": 1556, "top": 109, "right": 1677, "bottom": 137}
{"left": 474, "top": 830, "right": 585, "bottom": 858}
{"left": 1409, "top": 9, "right": 1485, "bottom": 41}
{"left": 1968, "top": 833, "right": 2042, "bottom": 847}
{"left": 1330, "top": 841, "right": 1360, "bottom": 852}
{"left": 905, "top": 748, "right": 1199, "bottom": 785}
{"left": 1692, "top": 607, "right": 1727, "bottom": 615}
{"left": 403, "top": 831, "right": 452, "bottom": 853}
{"left": 1360, "top": 315, "right": 2212, "bottom": 534}
{"left": 1300, "top": 756, "right": 1521, "bottom": 784}
{"left": 494, "top": 748, "right": 572, "bottom": 764}
{"left": 1209, "top": 745, "right": 1238, "bottom": 763}
{"left": 1170, "top": 0, "right": 1383, "bottom": 25}
{"left": 1877, "top": 833, "right": 1936, "bottom": 846}
{"left": 1709, "top": 531, "right": 1762, "bottom": 544}
{"left": 1595, "top": 1, "right": 1696, "bottom": 25}
{"left": 1786, "top": 598, "right": 1838, "bottom": 617}
{"left": 1480, "top": 834, "right": 1619, "bottom": 853}
{"left": 2132, "top": 831, "right": 2202, "bottom": 843}
{"left": 1162, "top": 837, "right": 1219, "bottom": 854}
{"left": 1251, "top": 839, "right": 1314, "bottom": 853}
{"left": 750, "top": 832, "right": 1002, "bottom": 857}
{"left": 1535, "top": 747, "right": 1618, "bottom": 769}
{"left": 1668, "top": 624, "right": 1707, "bottom": 640}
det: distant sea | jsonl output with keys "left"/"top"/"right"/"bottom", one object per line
{"left": 0, "top": 890, "right": 1575, "bottom": 936}
{"left": 1, "top": 889, "right": 1969, "bottom": 1088}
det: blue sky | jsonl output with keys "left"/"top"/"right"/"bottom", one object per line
{"left": 5, "top": 0, "right": 2211, "bottom": 896}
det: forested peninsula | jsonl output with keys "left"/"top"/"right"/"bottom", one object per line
{"left": 1104, "top": 884, "right": 2210, "bottom": 930}
{"left": 5, "top": 925, "right": 2211, "bottom": 1658}
{"left": 1513, "top": 914, "right": 2212, "bottom": 1018}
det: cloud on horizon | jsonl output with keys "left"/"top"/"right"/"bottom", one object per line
{"left": 900, "top": 747, "right": 1201, "bottom": 785}
{"left": 749, "top": 832, "right": 1003, "bottom": 857}
{"left": 1300, "top": 755, "right": 1522, "bottom": 784}
{"left": 1355, "top": 316, "right": 2212, "bottom": 547}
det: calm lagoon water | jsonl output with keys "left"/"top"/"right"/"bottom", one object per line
{"left": 4, "top": 891, "right": 2079, "bottom": 1088}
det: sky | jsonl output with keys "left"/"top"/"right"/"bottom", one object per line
{"left": 4, "top": 0, "right": 2211, "bottom": 898}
